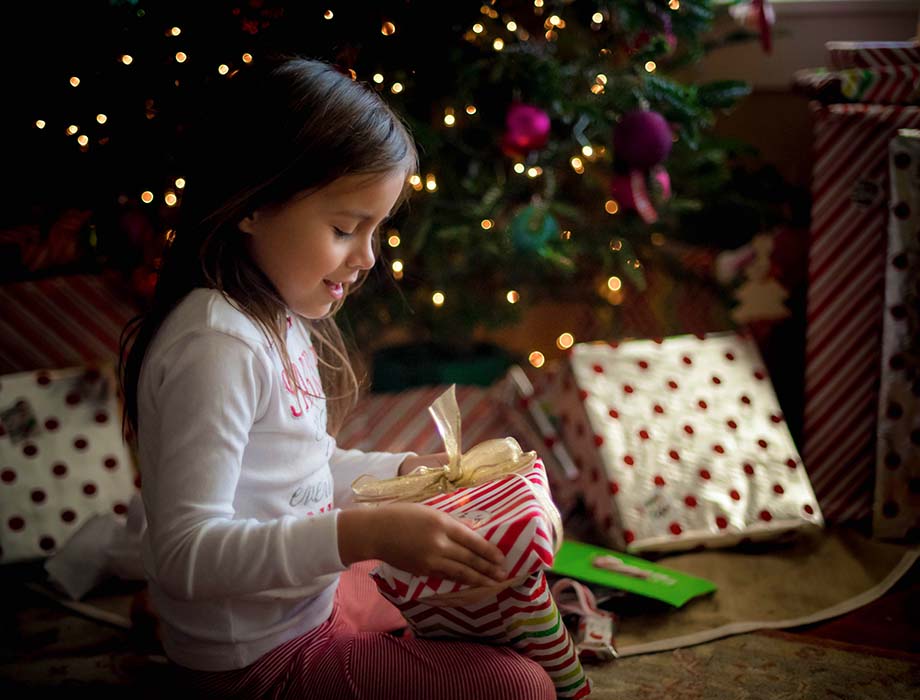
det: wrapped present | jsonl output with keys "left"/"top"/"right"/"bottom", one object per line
{"left": 550, "top": 333, "right": 823, "bottom": 553}
{"left": 0, "top": 274, "right": 139, "bottom": 375}
{"left": 874, "top": 129, "right": 920, "bottom": 540}
{"left": 498, "top": 365, "right": 582, "bottom": 521}
{"left": 804, "top": 103, "right": 920, "bottom": 522}
{"left": 0, "top": 365, "right": 138, "bottom": 564}
{"left": 352, "top": 386, "right": 591, "bottom": 699}
{"left": 794, "top": 65, "right": 920, "bottom": 106}
{"left": 826, "top": 40, "right": 920, "bottom": 70}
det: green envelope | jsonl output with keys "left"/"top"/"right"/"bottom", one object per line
{"left": 550, "top": 540, "right": 717, "bottom": 607}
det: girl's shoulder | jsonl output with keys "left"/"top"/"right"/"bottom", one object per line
{"left": 154, "top": 288, "right": 269, "bottom": 354}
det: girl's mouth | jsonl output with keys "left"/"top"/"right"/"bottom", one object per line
{"left": 323, "top": 280, "right": 344, "bottom": 300}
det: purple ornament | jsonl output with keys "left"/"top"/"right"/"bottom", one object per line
{"left": 502, "top": 102, "right": 551, "bottom": 155}
{"left": 613, "top": 110, "right": 673, "bottom": 170}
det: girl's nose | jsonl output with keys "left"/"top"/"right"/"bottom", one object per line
{"left": 349, "top": 235, "right": 375, "bottom": 270}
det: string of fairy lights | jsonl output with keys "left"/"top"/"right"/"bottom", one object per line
{"left": 30, "top": 0, "right": 683, "bottom": 369}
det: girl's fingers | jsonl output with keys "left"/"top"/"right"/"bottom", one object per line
{"left": 435, "top": 560, "right": 504, "bottom": 588}
{"left": 443, "top": 541, "right": 508, "bottom": 582}
{"left": 446, "top": 521, "right": 505, "bottom": 567}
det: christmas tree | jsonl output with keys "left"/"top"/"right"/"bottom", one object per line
{"left": 7, "top": 0, "right": 788, "bottom": 361}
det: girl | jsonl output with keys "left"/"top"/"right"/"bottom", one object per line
{"left": 119, "top": 56, "right": 555, "bottom": 699}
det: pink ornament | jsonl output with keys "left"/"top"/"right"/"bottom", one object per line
{"left": 613, "top": 110, "right": 673, "bottom": 170}
{"left": 502, "top": 102, "right": 551, "bottom": 156}
{"left": 610, "top": 167, "right": 671, "bottom": 224}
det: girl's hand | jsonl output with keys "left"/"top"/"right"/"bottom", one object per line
{"left": 399, "top": 452, "right": 449, "bottom": 476}
{"left": 338, "top": 503, "right": 508, "bottom": 587}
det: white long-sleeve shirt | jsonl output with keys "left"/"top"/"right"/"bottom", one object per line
{"left": 137, "top": 288, "right": 410, "bottom": 671}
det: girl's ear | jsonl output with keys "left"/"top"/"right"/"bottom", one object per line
{"left": 238, "top": 212, "right": 260, "bottom": 235}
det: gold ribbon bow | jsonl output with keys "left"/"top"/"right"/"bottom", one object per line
{"left": 351, "top": 385, "right": 538, "bottom": 504}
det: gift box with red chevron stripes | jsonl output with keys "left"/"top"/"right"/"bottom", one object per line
{"left": 369, "top": 459, "right": 591, "bottom": 699}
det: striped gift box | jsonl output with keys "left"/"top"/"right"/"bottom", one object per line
{"left": 804, "top": 104, "right": 920, "bottom": 523}
{"left": 827, "top": 40, "right": 920, "bottom": 70}
{"left": 336, "top": 383, "right": 512, "bottom": 454}
{"left": 0, "top": 274, "right": 139, "bottom": 374}
{"left": 795, "top": 65, "right": 920, "bottom": 106}
{"left": 370, "top": 460, "right": 590, "bottom": 698}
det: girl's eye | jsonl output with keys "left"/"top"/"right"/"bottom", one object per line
{"left": 333, "top": 226, "right": 354, "bottom": 238}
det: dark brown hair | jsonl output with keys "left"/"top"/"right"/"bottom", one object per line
{"left": 119, "top": 55, "right": 418, "bottom": 441}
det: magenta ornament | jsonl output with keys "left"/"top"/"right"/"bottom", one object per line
{"left": 502, "top": 102, "right": 551, "bottom": 156}
{"left": 613, "top": 110, "right": 673, "bottom": 170}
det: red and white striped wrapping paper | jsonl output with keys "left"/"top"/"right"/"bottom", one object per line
{"left": 369, "top": 460, "right": 590, "bottom": 698}
{"left": 550, "top": 333, "right": 823, "bottom": 553}
{"left": 795, "top": 65, "right": 920, "bottom": 106}
{"left": 336, "top": 383, "right": 513, "bottom": 454}
{"left": 827, "top": 40, "right": 920, "bottom": 70}
{"left": 0, "top": 274, "right": 139, "bottom": 374}
{"left": 874, "top": 129, "right": 920, "bottom": 540}
{"left": 804, "top": 103, "right": 920, "bottom": 523}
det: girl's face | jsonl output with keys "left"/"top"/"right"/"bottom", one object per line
{"left": 240, "top": 170, "right": 406, "bottom": 319}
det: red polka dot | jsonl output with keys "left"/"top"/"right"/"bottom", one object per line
{"left": 652, "top": 337, "right": 663, "bottom": 344}
{"left": 23, "top": 443, "right": 38, "bottom": 457}
{"left": 52, "top": 463, "right": 68, "bottom": 477}
{"left": 683, "top": 424, "right": 694, "bottom": 435}
{"left": 8, "top": 516, "right": 25, "bottom": 531}
{"left": 715, "top": 516, "right": 728, "bottom": 529}
{"left": 653, "top": 475, "right": 666, "bottom": 487}
{"left": 713, "top": 444, "right": 725, "bottom": 454}
{"left": 624, "top": 530, "right": 635, "bottom": 544}
{"left": 893, "top": 252, "right": 909, "bottom": 269}
{"left": 623, "top": 385, "right": 634, "bottom": 394}
{"left": 61, "top": 509, "right": 76, "bottom": 523}
{"left": 39, "top": 536, "right": 56, "bottom": 551}
{"left": 653, "top": 404, "right": 664, "bottom": 414}
{"left": 743, "top": 463, "right": 755, "bottom": 476}
{"left": 773, "top": 484, "right": 785, "bottom": 495}
{"left": 623, "top": 455, "right": 635, "bottom": 466}
{"left": 0, "top": 424, "right": 5, "bottom": 437}
{"left": 699, "top": 469, "right": 711, "bottom": 480}
{"left": 134, "top": 474, "right": 143, "bottom": 489}
{"left": 759, "top": 510, "right": 773, "bottom": 522}
{"left": 725, "top": 352, "right": 735, "bottom": 361}
{"left": 754, "top": 371, "right": 766, "bottom": 381}
{"left": 83, "top": 482, "right": 98, "bottom": 496}
{"left": 684, "top": 495, "right": 697, "bottom": 508}
{"left": 74, "top": 437, "right": 89, "bottom": 450}
{"left": 65, "top": 392, "right": 81, "bottom": 406}
{"left": 669, "top": 449, "right": 680, "bottom": 461}
{"left": 113, "top": 503, "right": 128, "bottom": 516}
{"left": 608, "top": 341, "right": 620, "bottom": 349}
{"left": 786, "top": 458, "right": 797, "bottom": 469}
{"left": 757, "top": 439, "right": 768, "bottom": 449}
{"left": 579, "top": 390, "right": 589, "bottom": 401}
{"left": 638, "top": 360, "right": 649, "bottom": 370}
{"left": 770, "top": 413, "right": 784, "bottom": 424}
{"left": 726, "top": 420, "right": 737, "bottom": 430}
{"left": 741, "top": 395, "right": 752, "bottom": 405}
{"left": 667, "top": 380, "right": 679, "bottom": 390}
{"left": 543, "top": 436, "right": 556, "bottom": 449}
{"left": 608, "top": 408, "right": 619, "bottom": 419}
{"left": 594, "top": 435, "right": 604, "bottom": 447}
{"left": 1, "top": 469, "right": 16, "bottom": 484}
{"left": 95, "top": 411, "right": 109, "bottom": 424}
{"left": 669, "top": 522, "right": 682, "bottom": 535}
{"left": 37, "top": 373, "right": 51, "bottom": 386}
{"left": 30, "top": 489, "right": 46, "bottom": 504}
{"left": 609, "top": 482, "right": 619, "bottom": 495}
{"left": 682, "top": 355, "right": 693, "bottom": 365}
{"left": 711, "top": 376, "right": 722, "bottom": 385}
{"left": 804, "top": 504, "right": 814, "bottom": 515}
{"left": 44, "top": 417, "right": 60, "bottom": 431}
{"left": 730, "top": 489, "right": 741, "bottom": 501}
{"left": 639, "top": 429, "right": 650, "bottom": 440}
{"left": 698, "top": 400, "right": 708, "bottom": 410}
{"left": 592, "top": 364, "right": 604, "bottom": 374}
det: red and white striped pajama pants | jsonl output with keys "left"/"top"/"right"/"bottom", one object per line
{"left": 172, "top": 604, "right": 556, "bottom": 699}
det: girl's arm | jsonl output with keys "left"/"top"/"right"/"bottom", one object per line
{"left": 329, "top": 446, "right": 415, "bottom": 507}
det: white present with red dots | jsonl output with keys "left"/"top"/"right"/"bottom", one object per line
{"left": 551, "top": 332, "right": 824, "bottom": 553}
{"left": 0, "top": 365, "right": 138, "bottom": 564}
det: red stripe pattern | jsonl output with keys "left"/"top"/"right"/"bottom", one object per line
{"left": 827, "top": 40, "right": 920, "bottom": 70}
{"left": 370, "top": 461, "right": 590, "bottom": 698}
{"left": 804, "top": 104, "right": 920, "bottom": 522}
{"left": 0, "top": 274, "right": 138, "bottom": 374}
